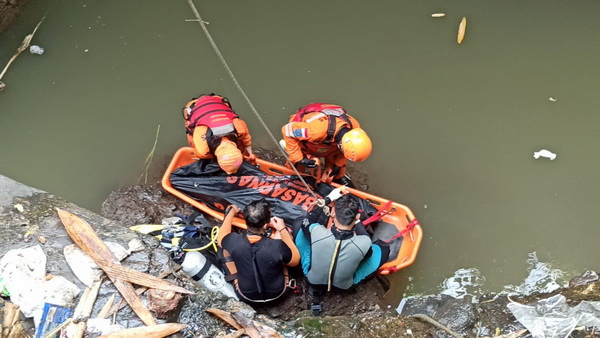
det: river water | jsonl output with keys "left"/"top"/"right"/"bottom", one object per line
{"left": 2, "top": 0, "right": 599, "bottom": 303}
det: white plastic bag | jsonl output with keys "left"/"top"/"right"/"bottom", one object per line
{"left": 507, "top": 294, "right": 600, "bottom": 338}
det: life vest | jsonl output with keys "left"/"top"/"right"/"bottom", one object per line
{"left": 293, "top": 103, "right": 354, "bottom": 145}
{"left": 184, "top": 94, "right": 239, "bottom": 137}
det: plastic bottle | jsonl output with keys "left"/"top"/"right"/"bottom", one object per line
{"left": 174, "top": 251, "right": 238, "bottom": 300}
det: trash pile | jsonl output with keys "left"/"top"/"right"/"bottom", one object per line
{"left": 0, "top": 207, "right": 284, "bottom": 337}
{"left": 398, "top": 264, "right": 600, "bottom": 337}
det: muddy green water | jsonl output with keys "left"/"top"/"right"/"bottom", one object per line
{"left": 2, "top": 0, "right": 599, "bottom": 302}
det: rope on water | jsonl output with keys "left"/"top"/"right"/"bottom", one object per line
{"left": 185, "top": 0, "right": 321, "bottom": 202}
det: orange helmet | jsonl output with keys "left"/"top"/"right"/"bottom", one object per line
{"left": 214, "top": 138, "right": 243, "bottom": 174}
{"left": 339, "top": 128, "right": 372, "bottom": 162}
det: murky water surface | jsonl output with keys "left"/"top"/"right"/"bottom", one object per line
{"left": 2, "top": 0, "right": 599, "bottom": 301}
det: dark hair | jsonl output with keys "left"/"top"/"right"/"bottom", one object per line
{"left": 334, "top": 194, "right": 359, "bottom": 226}
{"left": 244, "top": 198, "right": 272, "bottom": 230}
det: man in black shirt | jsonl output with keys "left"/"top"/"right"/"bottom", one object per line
{"left": 217, "top": 198, "right": 300, "bottom": 303}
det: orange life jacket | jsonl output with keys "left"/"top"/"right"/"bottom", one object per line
{"left": 184, "top": 94, "right": 239, "bottom": 137}
{"left": 293, "top": 103, "right": 354, "bottom": 145}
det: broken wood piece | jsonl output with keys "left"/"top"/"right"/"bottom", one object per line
{"left": 0, "top": 16, "right": 46, "bottom": 85}
{"left": 97, "top": 294, "right": 116, "bottom": 319}
{"left": 6, "top": 321, "right": 26, "bottom": 338}
{"left": 206, "top": 307, "right": 282, "bottom": 338}
{"left": 253, "top": 321, "right": 284, "bottom": 338}
{"left": 66, "top": 279, "right": 103, "bottom": 338}
{"left": 2, "top": 302, "right": 22, "bottom": 338}
{"left": 205, "top": 308, "right": 243, "bottom": 330}
{"left": 411, "top": 314, "right": 462, "bottom": 338}
{"left": 457, "top": 17, "right": 467, "bottom": 44}
{"left": 3, "top": 302, "right": 26, "bottom": 338}
{"left": 42, "top": 317, "right": 73, "bottom": 338}
{"left": 56, "top": 208, "right": 157, "bottom": 326}
{"left": 230, "top": 310, "right": 261, "bottom": 338}
{"left": 431, "top": 13, "right": 445, "bottom": 18}
{"left": 99, "top": 263, "right": 192, "bottom": 294}
{"left": 97, "top": 323, "right": 187, "bottom": 338}
{"left": 105, "top": 269, "right": 175, "bottom": 318}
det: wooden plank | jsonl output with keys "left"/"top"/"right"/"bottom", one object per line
{"left": 100, "top": 264, "right": 192, "bottom": 295}
{"left": 205, "top": 308, "right": 243, "bottom": 330}
{"left": 105, "top": 269, "right": 175, "bottom": 318}
{"left": 67, "top": 279, "right": 102, "bottom": 338}
{"left": 57, "top": 208, "right": 157, "bottom": 326}
{"left": 2, "top": 302, "right": 20, "bottom": 336}
{"left": 97, "top": 294, "right": 116, "bottom": 319}
{"left": 97, "top": 323, "right": 187, "bottom": 338}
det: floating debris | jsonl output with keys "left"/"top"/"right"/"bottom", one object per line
{"left": 549, "top": 97, "right": 557, "bottom": 102}
{"left": 29, "top": 45, "right": 44, "bottom": 55}
{"left": 457, "top": 17, "right": 467, "bottom": 44}
{"left": 431, "top": 13, "right": 446, "bottom": 18}
{"left": 533, "top": 149, "right": 557, "bottom": 160}
{"left": 439, "top": 267, "right": 485, "bottom": 299}
{"left": 0, "top": 16, "right": 46, "bottom": 91}
{"left": 501, "top": 252, "right": 567, "bottom": 296}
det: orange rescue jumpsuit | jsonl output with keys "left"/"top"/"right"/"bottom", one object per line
{"left": 282, "top": 111, "right": 360, "bottom": 180}
{"left": 188, "top": 118, "right": 253, "bottom": 160}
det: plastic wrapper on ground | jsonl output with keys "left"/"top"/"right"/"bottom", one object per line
{"left": 507, "top": 294, "right": 600, "bottom": 338}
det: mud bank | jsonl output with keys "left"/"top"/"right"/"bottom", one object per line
{"left": 1, "top": 169, "right": 599, "bottom": 337}
{"left": 101, "top": 175, "right": 600, "bottom": 337}
{"left": 0, "top": 0, "right": 27, "bottom": 34}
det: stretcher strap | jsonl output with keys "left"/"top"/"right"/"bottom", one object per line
{"left": 384, "top": 218, "right": 419, "bottom": 243}
{"left": 362, "top": 201, "right": 393, "bottom": 226}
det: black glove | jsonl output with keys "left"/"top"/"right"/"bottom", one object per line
{"left": 298, "top": 158, "right": 317, "bottom": 168}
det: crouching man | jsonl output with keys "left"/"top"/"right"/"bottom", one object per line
{"left": 217, "top": 198, "right": 300, "bottom": 303}
{"left": 294, "top": 193, "right": 390, "bottom": 315}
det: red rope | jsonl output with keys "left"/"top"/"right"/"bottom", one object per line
{"left": 363, "top": 200, "right": 393, "bottom": 226}
{"left": 385, "top": 218, "right": 419, "bottom": 243}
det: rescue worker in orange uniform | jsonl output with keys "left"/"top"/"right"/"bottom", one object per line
{"left": 183, "top": 94, "right": 256, "bottom": 174}
{"left": 281, "top": 103, "right": 372, "bottom": 185}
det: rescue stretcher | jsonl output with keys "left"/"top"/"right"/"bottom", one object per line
{"left": 161, "top": 146, "right": 423, "bottom": 275}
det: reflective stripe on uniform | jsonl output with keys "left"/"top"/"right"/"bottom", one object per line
{"left": 306, "top": 112, "right": 325, "bottom": 123}
{"left": 284, "top": 123, "right": 294, "bottom": 137}
{"left": 284, "top": 124, "right": 308, "bottom": 139}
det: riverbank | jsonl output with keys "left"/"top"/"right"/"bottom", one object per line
{"left": 101, "top": 176, "right": 600, "bottom": 337}
{"left": 1, "top": 172, "right": 600, "bottom": 336}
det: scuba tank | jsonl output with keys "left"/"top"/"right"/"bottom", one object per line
{"left": 173, "top": 250, "right": 239, "bottom": 300}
